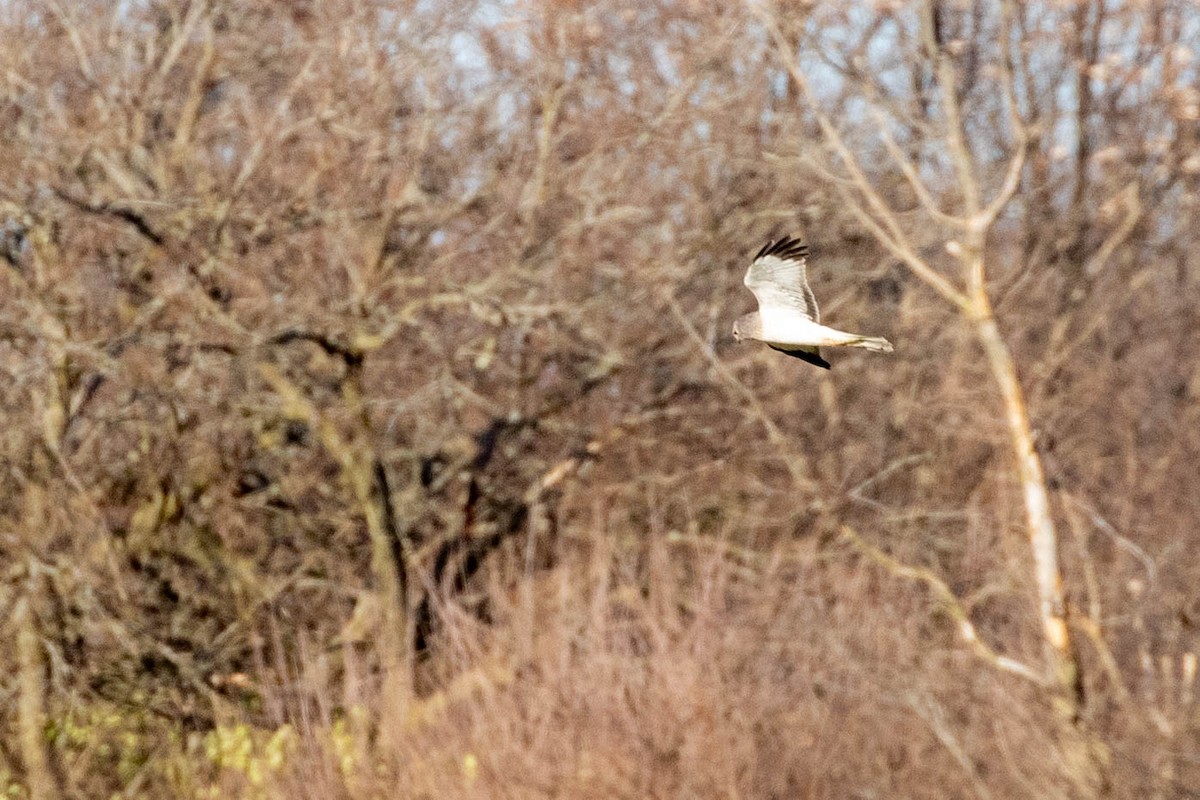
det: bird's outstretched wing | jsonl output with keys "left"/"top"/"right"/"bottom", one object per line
{"left": 768, "top": 344, "right": 831, "bottom": 369}
{"left": 743, "top": 236, "right": 819, "bottom": 323}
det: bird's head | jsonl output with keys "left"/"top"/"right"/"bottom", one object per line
{"left": 731, "top": 313, "right": 760, "bottom": 342}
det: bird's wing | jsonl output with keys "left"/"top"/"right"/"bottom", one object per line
{"left": 743, "top": 236, "right": 819, "bottom": 323}
{"left": 768, "top": 344, "right": 830, "bottom": 369}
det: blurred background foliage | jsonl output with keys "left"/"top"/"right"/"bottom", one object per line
{"left": 1, "top": 0, "right": 1198, "bottom": 797}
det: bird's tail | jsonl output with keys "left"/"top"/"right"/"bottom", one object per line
{"left": 849, "top": 336, "right": 894, "bottom": 353}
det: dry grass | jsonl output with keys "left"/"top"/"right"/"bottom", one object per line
{"left": 1, "top": 1, "right": 1198, "bottom": 797}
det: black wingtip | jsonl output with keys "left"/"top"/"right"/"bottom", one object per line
{"left": 756, "top": 235, "right": 808, "bottom": 262}
{"left": 768, "top": 345, "right": 831, "bottom": 369}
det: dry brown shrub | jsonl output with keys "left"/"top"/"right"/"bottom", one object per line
{"left": 1, "top": 1, "right": 1197, "bottom": 797}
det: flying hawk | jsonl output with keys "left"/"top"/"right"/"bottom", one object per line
{"left": 732, "top": 236, "right": 894, "bottom": 369}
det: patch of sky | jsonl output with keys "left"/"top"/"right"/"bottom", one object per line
{"left": 494, "top": 91, "right": 518, "bottom": 132}
{"left": 652, "top": 41, "right": 680, "bottom": 85}
{"left": 803, "top": 10, "right": 913, "bottom": 111}
{"left": 443, "top": 1, "right": 536, "bottom": 94}
{"left": 444, "top": 0, "right": 533, "bottom": 77}
{"left": 769, "top": 70, "right": 788, "bottom": 102}
{"left": 606, "top": 52, "right": 636, "bottom": 97}
{"left": 865, "top": 16, "right": 913, "bottom": 93}
{"left": 473, "top": 1, "right": 505, "bottom": 28}
{"left": 460, "top": 170, "right": 484, "bottom": 197}
{"left": 115, "top": 0, "right": 146, "bottom": 19}
{"left": 450, "top": 30, "right": 491, "bottom": 84}
{"left": 438, "top": 123, "right": 462, "bottom": 155}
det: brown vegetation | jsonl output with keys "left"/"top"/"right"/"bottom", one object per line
{"left": 1, "top": 0, "right": 1198, "bottom": 797}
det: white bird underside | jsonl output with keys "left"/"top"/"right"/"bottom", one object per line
{"left": 737, "top": 236, "right": 894, "bottom": 368}
{"left": 758, "top": 309, "right": 873, "bottom": 347}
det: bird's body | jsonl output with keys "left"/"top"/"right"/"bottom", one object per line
{"left": 732, "top": 236, "right": 893, "bottom": 368}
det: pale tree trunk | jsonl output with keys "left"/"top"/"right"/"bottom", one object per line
{"left": 347, "top": 444, "right": 411, "bottom": 740}
{"left": 15, "top": 576, "right": 59, "bottom": 800}
{"left": 258, "top": 361, "right": 412, "bottom": 739}
{"left": 970, "top": 298, "right": 1074, "bottom": 696}
{"left": 756, "top": 1, "right": 1106, "bottom": 787}
{"left": 340, "top": 366, "right": 412, "bottom": 740}
{"left": 971, "top": 291, "right": 1106, "bottom": 795}
{"left": 759, "top": 5, "right": 1082, "bottom": 693}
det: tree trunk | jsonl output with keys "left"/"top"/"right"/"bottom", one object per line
{"left": 16, "top": 579, "right": 59, "bottom": 800}
{"left": 341, "top": 370, "right": 412, "bottom": 740}
{"left": 971, "top": 298, "right": 1109, "bottom": 793}
{"left": 971, "top": 303, "right": 1076, "bottom": 698}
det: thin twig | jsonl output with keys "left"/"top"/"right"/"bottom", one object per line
{"left": 754, "top": 9, "right": 971, "bottom": 311}
{"left": 663, "top": 291, "right": 817, "bottom": 492}
{"left": 840, "top": 525, "right": 1047, "bottom": 686}
{"left": 870, "top": 108, "right": 965, "bottom": 228}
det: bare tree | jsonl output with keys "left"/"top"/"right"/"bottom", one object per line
{"left": 1, "top": 0, "right": 1197, "bottom": 796}
{"left": 750, "top": 0, "right": 1199, "bottom": 791}
{"left": 755, "top": 0, "right": 1075, "bottom": 699}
